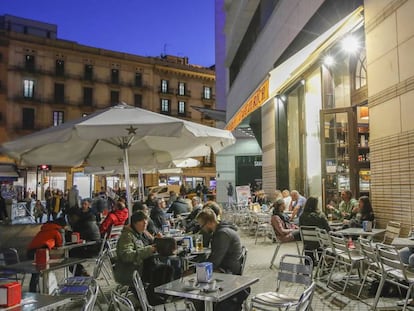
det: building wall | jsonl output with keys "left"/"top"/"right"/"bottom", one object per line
{"left": 365, "top": 0, "right": 414, "bottom": 233}
{"left": 261, "top": 99, "right": 276, "bottom": 198}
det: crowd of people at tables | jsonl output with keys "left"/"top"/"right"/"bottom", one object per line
{"left": 25, "top": 185, "right": 377, "bottom": 309}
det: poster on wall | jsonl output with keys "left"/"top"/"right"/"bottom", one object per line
{"left": 236, "top": 185, "right": 251, "bottom": 204}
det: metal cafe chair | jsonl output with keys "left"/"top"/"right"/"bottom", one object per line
{"left": 381, "top": 221, "right": 401, "bottom": 244}
{"left": 327, "top": 233, "right": 365, "bottom": 293}
{"left": 269, "top": 229, "right": 301, "bottom": 269}
{"left": 132, "top": 270, "right": 195, "bottom": 311}
{"left": 111, "top": 290, "right": 135, "bottom": 311}
{"left": 81, "top": 279, "right": 99, "bottom": 311}
{"left": 251, "top": 254, "right": 314, "bottom": 311}
{"left": 299, "top": 226, "right": 320, "bottom": 262}
{"left": 373, "top": 243, "right": 414, "bottom": 311}
{"left": 314, "top": 228, "right": 336, "bottom": 279}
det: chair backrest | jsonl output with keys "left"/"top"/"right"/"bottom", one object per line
{"left": 0, "top": 248, "right": 19, "bottom": 265}
{"left": 132, "top": 270, "right": 151, "bottom": 311}
{"left": 109, "top": 225, "right": 124, "bottom": 238}
{"left": 106, "top": 226, "right": 123, "bottom": 260}
{"left": 92, "top": 248, "right": 108, "bottom": 279}
{"left": 315, "top": 228, "right": 332, "bottom": 249}
{"left": 329, "top": 234, "right": 351, "bottom": 258}
{"left": 82, "top": 280, "right": 99, "bottom": 311}
{"left": 276, "top": 254, "right": 313, "bottom": 291}
{"left": 239, "top": 246, "right": 248, "bottom": 275}
{"left": 383, "top": 221, "right": 401, "bottom": 244}
{"left": 376, "top": 243, "right": 409, "bottom": 280}
{"left": 358, "top": 237, "right": 378, "bottom": 264}
{"left": 296, "top": 282, "right": 316, "bottom": 311}
{"left": 111, "top": 290, "right": 135, "bottom": 311}
{"left": 300, "top": 226, "right": 319, "bottom": 249}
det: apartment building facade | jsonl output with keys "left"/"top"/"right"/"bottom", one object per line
{"left": 0, "top": 15, "right": 217, "bottom": 195}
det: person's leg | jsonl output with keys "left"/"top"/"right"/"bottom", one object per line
{"left": 399, "top": 247, "right": 411, "bottom": 264}
{"left": 29, "top": 273, "right": 40, "bottom": 292}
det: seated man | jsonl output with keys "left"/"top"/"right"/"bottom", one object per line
{"left": 114, "top": 211, "right": 156, "bottom": 287}
{"left": 327, "top": 190, "right": 358, "bottom": 221}
{"left": 196, "top": 209, "right": 248, "bottom": 310}
{"left": 167, "top": 196, "right": 190, "bottom": 218}
{"left": 99, "top": 200, "right": 129, "bottom": 237}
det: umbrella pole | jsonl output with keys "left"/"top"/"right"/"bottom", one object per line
{"left": 122, "top": 147, "right": 133, "bottom": 219}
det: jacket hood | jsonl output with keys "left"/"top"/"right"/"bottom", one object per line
{"left": 217, "top": 221, "right": 238, "bottom": 232}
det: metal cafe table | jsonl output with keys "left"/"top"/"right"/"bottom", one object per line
{"left": 0, "top": 292, "right": 74, "bottom": 311}
{"left": 0, "top": 258, "right": 88, "bottom": 294}
{"left": 334, "top": 227, "right": 385, "bottom": 238}
{"left": 391, "top": 237, "right": 414, "bottom": 248}
{"left": 155, "top": 272, "right": 259, "bottom": 311}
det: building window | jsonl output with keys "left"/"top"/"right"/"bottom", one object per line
{"left": 54, "top": 83, "right": 65, "bottom": 103}
{"left": 110, "top": 90, "right": 119, "bottom": 105}
{"left": 83, "top": 87, "right": 93, "bottom": 106}
{"left": 134, "top": 94, "right": 142, "bottom": 107}
{"left": 355, "top": 48, "right": 367, "bottom": 90}
{"left": 22, "top": 108, "right": 35, "bottom": 130}
{"left": 111, "top": 69, "right": 119, "bottom": 84}
{"left": 84, "top": 64, "right": 93, "bottom": 80}
{"left": 23, "top": 79, "right": 35, "bottom": 98}
{"left": 178, "top": 101, "right": 186, "bottom": 115}
{"left": 160, "top": 99, "right": 170, "bottom": 114}
{"left": 53, "top": 111, "right": 64, "bottom": 126}
{"left": 203, "top": 86, "right": 212, "bottom": 99}
{"left": 161, "top": 79, "right": 169, "bottom": 93}
{"left": 135, "top": 73, "right": 142, "bottom": 87}
{"left": 55, "top": 60, "right": 65, "bottom": 76}
{"left": 178, "top": 82, "right": 186, "bottom": 96}
{"left": 25, "top": 55, "right": 35, "bottom": 72}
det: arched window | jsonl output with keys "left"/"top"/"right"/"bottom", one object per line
{"left": 354, "top": 48, "right": 367, "bottom": 90}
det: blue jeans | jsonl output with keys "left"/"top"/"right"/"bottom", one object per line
{"left": 399, "top": 247, "right": 414, "bottom": 266}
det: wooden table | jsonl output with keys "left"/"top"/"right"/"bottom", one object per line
{"left": 155, "top": 272, "right": 259, "bottom": 311}
{"left": 391, "top": 237, "right": 414, "bottom": 248}
{"left": 0, "top": 292, "right": 74, "bottom": 311}
{"left": 0, "top": 258, "right": 88, "bottom": 294}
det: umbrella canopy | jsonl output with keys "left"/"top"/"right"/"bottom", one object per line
{"left": 1, "top": 103, "right": 235, "bottom": 214}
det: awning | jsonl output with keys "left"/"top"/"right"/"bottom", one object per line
{"left": 268, "top": 6, "right": 364, "bottom": 97}
{"left": 0, "top": 163, "right": 19, "bottom": 182}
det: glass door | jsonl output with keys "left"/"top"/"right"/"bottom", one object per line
{"left": 321, "top": 108, "right": 356, "bottom": 211}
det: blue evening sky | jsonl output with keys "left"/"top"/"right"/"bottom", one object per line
{"left": 1, "top": 0, "right": 215, "bottom": 67}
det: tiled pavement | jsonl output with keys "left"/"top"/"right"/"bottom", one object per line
{"left": 16, "top": 217, "right": 414, "bottom": 310}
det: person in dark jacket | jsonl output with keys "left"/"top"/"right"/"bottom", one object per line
{"left": 196, "top": 208, "right": 248, "bottom": 311}
{"left": 27, "top": 217, "right": 66, "bottom": 292}
{"left": 133, "top": 201, "right": 161, "bottom": 237}
{"left": 299, "top": 196, "right": 330, "bottom": 262}
{"left": 346, "top": 196, "right": 375, "bottom": 228}
{"left": 66, "top": 207, "right": 101, "bottom": 276}
{"left": 150, "top": 198, "right": 168, "bottom": 232}
{"left": 167, "top": 197, "right": 190, "bottom": 218}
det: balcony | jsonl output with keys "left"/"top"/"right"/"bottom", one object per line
{"left": 201, "top": 94, "right": 215, "bottom": 101}
{"left": 158, "top": 87, "right": 175, "bottom": 95}
{"left": 176, "top": 89, "right": 192, "bottom": 97}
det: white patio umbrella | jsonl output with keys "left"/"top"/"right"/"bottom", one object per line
{"left": 1, "top": 103, "right": 235, "bottom": 214}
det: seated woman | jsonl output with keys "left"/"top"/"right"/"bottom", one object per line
{"left": 299, "top": 196, "right": 331, "bottom": 261}
{"left": 271, "top": 199, "right": 300, "bottom": 242}
{"left": 345, "top": 196, "right": 375, "bottom": 228}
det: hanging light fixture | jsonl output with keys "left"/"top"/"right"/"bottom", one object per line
{"left": 360, "top": 106, "right": 369, "bottom": 119}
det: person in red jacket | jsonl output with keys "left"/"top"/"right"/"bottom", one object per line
{"left": 27, "top": 217, "right": 66, "bottom": 292}
{"left": 99, "top": 200, "right": 129, "bottom": 237}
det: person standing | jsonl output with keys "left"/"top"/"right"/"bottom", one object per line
{"left": 44, "top": 187, "right": 52, "bottom": 221}
{"left": 289, "top": 190, "right": 307, "bottom": 223}
{"left": 202, "top": 183, "right": 209, "bottom": 202}
{"left": 51, "top": 190, "right": 65, "bottom": 220}
{"left": 33, "top": 200, "right": 45, "bottom": 224}
{"left": 226, "top": 182, "right": 234, "bottom": 208}
{"left": 67, "top": 185, "right": 80, "bottom": 209}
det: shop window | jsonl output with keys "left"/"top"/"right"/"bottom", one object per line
{"left": 354, "top": 48, "right": 367, "bottom": 90}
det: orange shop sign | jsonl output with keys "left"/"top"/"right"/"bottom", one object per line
{"left": 225, "top": 79, "right": 269, "bottom": 131}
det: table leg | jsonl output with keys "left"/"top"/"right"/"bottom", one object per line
{"left": 204, "top": 301, "right": 213, "bottom": 311}
{"left": 42, "top": 271, "right": 49, "bottom": 294}
{"left": 64, "top": 249, "right": 69, "bottom": 279}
